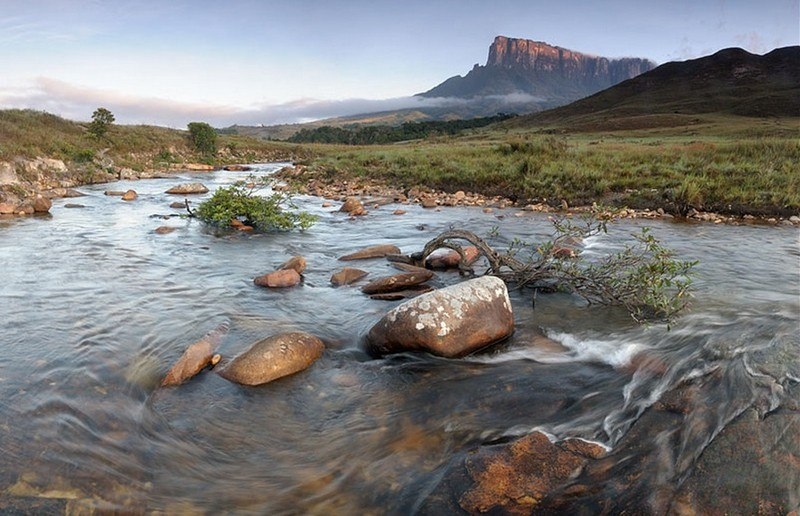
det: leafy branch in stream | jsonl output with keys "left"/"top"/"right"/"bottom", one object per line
{"left": 193, "top": 175, "right": 317, "bottom": 231}
{"left": 394, "top": 213, "right": 697, "bottom": 323}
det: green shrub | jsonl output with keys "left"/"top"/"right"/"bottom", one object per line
{"left": 194, "top": 176, "right": 316, "bottom": 231}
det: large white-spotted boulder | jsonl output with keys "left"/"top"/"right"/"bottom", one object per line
{"left": 364, "top": 275, "right": 513, "bottom": 358}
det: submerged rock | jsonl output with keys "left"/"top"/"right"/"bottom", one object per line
{"left": 360, "top": 270, "right": 434, "bottom": 295}
{"left": 338, "top": 244, "right": 401, "bottom": 261}
{"left": 330, "top": 267, "right": 369, "bottom": 286}
{"left": 165, "top": 183, "right": 209, "bottom": 195}
{"left": 254, "top": 268, "right": 301, "bottom": 288}
{"left": 364, "top": 275, "right": 514, "bottom": 358}
{"left": 217, "top": 332, "right": 325, "bottom": 386}
{"left": 161, "top": 322, "right": 229, "bottom": 387}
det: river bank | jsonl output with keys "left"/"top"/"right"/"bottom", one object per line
{"left": 274, "top": 164, "right": 800, "bottom": 227}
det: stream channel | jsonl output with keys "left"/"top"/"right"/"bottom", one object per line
{"left": 1, "top": 163, "right": 798, "bottom": 513}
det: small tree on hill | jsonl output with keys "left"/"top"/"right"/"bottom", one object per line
{"left": 188, "top": 122, "right": 217, "bottom": 156}
{"left": 88, "top": 107, "right": 115, "bottom": 138}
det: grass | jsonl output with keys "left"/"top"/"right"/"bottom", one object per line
{"left": 0, "top": 109, "right": 307, "bottom": 171}
{"left": 292, "top": 115, "right": 800, "bottom": 217}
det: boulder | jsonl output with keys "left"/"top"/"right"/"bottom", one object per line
{"left": 165, "top": 183, "right": 209, "bottom": 195}
{"left": 339, "top": 196, "right": 366, "bottom": 216}
{"left": 360, "top": 270, "right": 434, "bottom": 295}
{"left": 161, "top": 322, "right": 229, "bottom": 387}
{"left": 217, "top": 332, "right": 325, "bottom": 386}
{"left": 425, "top": 246, "right": 480, "bottom": 269}
{"left": 0, "top": 202, "right": 17, "bottom": 214}
{"left": 254, "top": 268, "right": 302, "bottom": 288}
{"left": 338, "top": 244, "right": 401, "bottom": 261}
{"left": 279, "top": 255, "right": 307, "bottom": 275}
{"left": 184, "top": 163, "right": 214, "bottom": 171}
{"left": 154, "top": 226, "right": 177, "bottom": 235}
{"left": 331, "top": 267, "right": 369, "bottom": 286}
{"left": 364, "top": 275, "right": 514, "bottom": 358}
{"left": 457, "top": 432, "right": 607, "bottom": 515}
{"left": 121, "top": 189, "right": 138, "bottom": 201}
{"left": 32, "top": 195, "right": 52, "bottom": 213}
{"left": 369, "top": 284, "right": 435, "bottom": 301}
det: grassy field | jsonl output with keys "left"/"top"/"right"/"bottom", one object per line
{"left": 0, "top": 109, "right": 308, "bottom": 172}
{"left": 294, "top": 114, "right": 800, "bottom": 217}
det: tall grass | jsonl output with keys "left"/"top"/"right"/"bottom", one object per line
{"left": 304, "top": 131, "right": 800, "bottom": 215}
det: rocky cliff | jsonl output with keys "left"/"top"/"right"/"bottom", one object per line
{"left": 418, "top": 36, "right": 656, "bottom": 108}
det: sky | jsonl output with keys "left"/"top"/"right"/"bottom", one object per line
{"left": 0, "top": 0, "right": 797, "bottom": 128}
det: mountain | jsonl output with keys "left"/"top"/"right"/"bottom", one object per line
{"left": 509, "top": 45, "right": 800, "bottom": 130}
{"left": 417, "top": 36, "right": 656, "bottom": 107}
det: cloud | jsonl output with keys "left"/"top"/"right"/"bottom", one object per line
{"left": 0, "top": 78, "right": 547, "bottom": 128}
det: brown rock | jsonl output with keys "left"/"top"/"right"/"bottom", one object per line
{"left": 458, "top": 431, "right": 606, "bottom": 515}
{"left": 369, "top": 284, "right": 435, "bottom": 300}
{"left": 0, "top": 202, "right": 17, "bottom": 214}
{"left": 330, "top": 267, "right": 369, "bottom": 286}
{"left": 420, "top": 197, "right": 438, "bottom": 209}
{"left": 170, "top": 201, "right": 187, "bottom": 209}
{"left": 339, "top": 196, "right": 365, "bottom": 215}
{"left": 161, "top": 322, "right": 229, "bottom": 387}
{"left": 361, "top": 270, "right": 435, "bottom": 295}
{"left": 426, "top": 246, "right": 480, "bottom": 269}
{"left": 154, "top": 226, "right": 177, "bottom": 235}
{"left": 184, "top": 163, "right": 214, "bottom": 171}
{"left": 105, "top": 190, "right": 126, "bottom": 196}
{"left": 165, "top": 183, "right": 209, "bottom": 195}
{"left": 121, "top": 190, "right": 138, "bottom": 201}
{"left": 364, "top": 275, "right": 514, "bottom": 358}
{"left": 223, "top": 165, "right": 252, "bottom": 171}
{"left": 32, "top": 195, "right": 52, "bottom": 213}
{"left": 254, "top": 268, "right": 302, "bottom": 288}
{"left": 279, "top": 255, "right": 307, "bottom": 275}
{"left": 393, "top": 209, "right": 407, "bottom": 215}
{"left": 338, "top": 244, "right": 401, "bottom": 261}
{"left": 391, "top": 263, "right": 435, "bottom": 274}
{"left": 217, "top": 332, "right": 325, "bottom": 386}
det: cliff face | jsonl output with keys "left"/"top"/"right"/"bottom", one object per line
{"left": 418, "top": 36, "right": 656, "bottom": 106}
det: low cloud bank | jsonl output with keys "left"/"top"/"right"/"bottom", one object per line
{"left": 0, "top": 77, "right": 545, "bottom": 128}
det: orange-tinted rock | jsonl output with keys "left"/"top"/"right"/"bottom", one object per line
{"left": 279, "top": 255, "right": 307, "bottom": 275}
{"left": 338, "top": 244, "right": 401, "bottom": 261}
{"left": 361, "top": 270, "right": 434, "bottom": 295}
{"left": 154, "top": 226, "right": 177, "bottom": 235}
{"left": 121, "top": 190, "right": 138, "bottom": 201}
{"left": 0, "top": 202, "right": 17, "bottom": 214}
{"left": 161, "top": 322, "right": 230, "bottom": 387}
{"left": 254, "top": 268, "right": 302, "bottom": 288}
{"left": 217, "top": 332, "right": 325, "bottom": 386}
{"left": 458, "top": 431, "right": 606, "bottom": 515}
{"left": 32, "top": 195, "right": 52, "bottom": 213}
{"left": 165, "top": 183, "right": 209, "bottom": 194}
{"left": 339, "top": 197, "right": 365, "bottom": 215}
{"left": 426, "top": 246, "right": 480, "bottom": 269}
{"left": 364, "top": 276, "right": 514, "bottom": 358}
{"left": 184, "top": 163, "right": 214, "bottom": 171}
{"left": 330, "top": 267, "right": 369, "bottom": 286}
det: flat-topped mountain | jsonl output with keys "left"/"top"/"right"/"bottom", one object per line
{"left": 511, "top": 45, "right": 800, "bottom": 130}
{"left": 418, "top": 36, "right": 656, "bottom": 105}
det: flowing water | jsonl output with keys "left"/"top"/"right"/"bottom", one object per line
{"left": 0, "top": 163, "right": 798, "bottom": 513}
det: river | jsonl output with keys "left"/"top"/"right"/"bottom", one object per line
{"left": 1, "top": 163, "right": 798, "bottom": 514}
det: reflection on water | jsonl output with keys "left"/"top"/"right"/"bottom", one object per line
{"left": 0, "top": 164, "right": 798, "bottom": 512}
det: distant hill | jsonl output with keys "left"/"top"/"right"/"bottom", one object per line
{"left": 227, "top": 35, "right": 656, "bottom": 139}
{"left": 418, "top": 36, "right": 655, "bottom": 107}
{"left": 509, "top": 46, "right": 800, "bottom": 131}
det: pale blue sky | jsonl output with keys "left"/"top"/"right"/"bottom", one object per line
{"left": 0, "top": 0, "right": 797, "bottom": 127}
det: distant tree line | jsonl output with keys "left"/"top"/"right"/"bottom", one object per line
{"left": 286, "top": 113, "right": 516, "bottom": 145}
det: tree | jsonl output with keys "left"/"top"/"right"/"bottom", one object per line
{"left": 88, "top": 107, "right": 114, "bottom": 138}
{"left": 187, "top": 122, "right": 217, "bottom": 156}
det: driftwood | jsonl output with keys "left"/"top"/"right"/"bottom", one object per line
{"left": 390, "top": 223, "right": 695, "bottom": 323}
